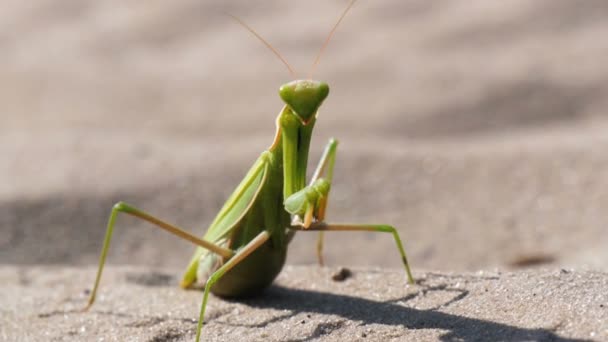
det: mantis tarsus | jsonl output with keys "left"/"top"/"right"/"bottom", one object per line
{"left": 83, "top": 1, "right": 415, "bottom": 341}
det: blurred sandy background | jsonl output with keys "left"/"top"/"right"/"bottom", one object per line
{"left": 1, "top": 0, "right": 607, "bottom": 274}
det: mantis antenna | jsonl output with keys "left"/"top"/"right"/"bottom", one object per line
{"left": 227, "top": 14, "right": 297, "bottom": 77}
{"left": 309, "top": 0, "right": 357, "bottom": 78}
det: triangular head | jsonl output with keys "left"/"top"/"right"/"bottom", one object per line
{"left": 279, "top": 80, "right": 329, "bottom": 124}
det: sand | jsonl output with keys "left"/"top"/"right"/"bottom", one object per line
{"left": 2, "top": 266, "right": 606, "bottom": 341}
{"left": 2, "top": 0, "right": 608, "bottom": 341}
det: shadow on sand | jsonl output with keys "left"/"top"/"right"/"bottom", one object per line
{"left": 234, "top": 284, "right": 591, "bottom": 342}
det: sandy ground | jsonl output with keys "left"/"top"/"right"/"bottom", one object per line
{"left": 2, "top": 265, "right": 606, "bottom": 341}
{"left": 2, "top": 0, "right": 608, "bottom": 340}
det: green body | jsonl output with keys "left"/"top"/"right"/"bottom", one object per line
{"left": 183, "top": 147, "right": 291, "bottom": 297}
{"left": 181, "top": 81, "right": 325, "bottom": 297}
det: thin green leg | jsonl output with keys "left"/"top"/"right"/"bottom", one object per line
{"left": 309, "top": 138, "right": 338, "bottom": 265}
{"left": 292, "top": 222, "right": 415, "bottom": 284}
{"left": 85, "top": 201, "right": 234, "bottom": 310}
{"left": 195, "top": 231, "right": 270, "bottom": 342}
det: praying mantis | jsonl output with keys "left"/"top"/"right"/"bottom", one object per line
{"left": 83, "top": 1, "right": 414, "bottom": 341}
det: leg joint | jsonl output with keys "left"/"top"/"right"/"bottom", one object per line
{"left": 113, "top": 201, "right": 135, "bottom": 214}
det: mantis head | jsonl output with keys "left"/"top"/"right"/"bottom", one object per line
{"left": 279, "top": 80, "right": 329, "bottom": 124}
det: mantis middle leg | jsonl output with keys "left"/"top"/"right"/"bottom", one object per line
{"left": 291, "top": 222, "right": 415, "bottom": 284}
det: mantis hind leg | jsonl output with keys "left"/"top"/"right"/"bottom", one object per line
{"left": 291, "top": 223, "right": 415, "bottom": 284}
{"left": 309, "top": 138, "right": 338, "bottom": 265}
{"left": 84, "top": 202, "right": 234, "bottom": 310}
{"left": 196, "top": 231, "right": 270, "bottom": 342}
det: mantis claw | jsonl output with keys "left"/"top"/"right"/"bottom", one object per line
{"left": 285, "top": 178, "right": 331, "bottom": 229}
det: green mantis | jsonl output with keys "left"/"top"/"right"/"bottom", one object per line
{"left": 83, "top": 1, "right": 414, "bottom": 341}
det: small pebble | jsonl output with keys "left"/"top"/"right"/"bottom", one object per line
{"left": 332, "top": 267, "right": 353, "bottom": 282}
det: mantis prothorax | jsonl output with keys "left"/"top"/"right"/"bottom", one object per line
{"left": 83, "top": 1, "right": 414, "bottom": 341}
